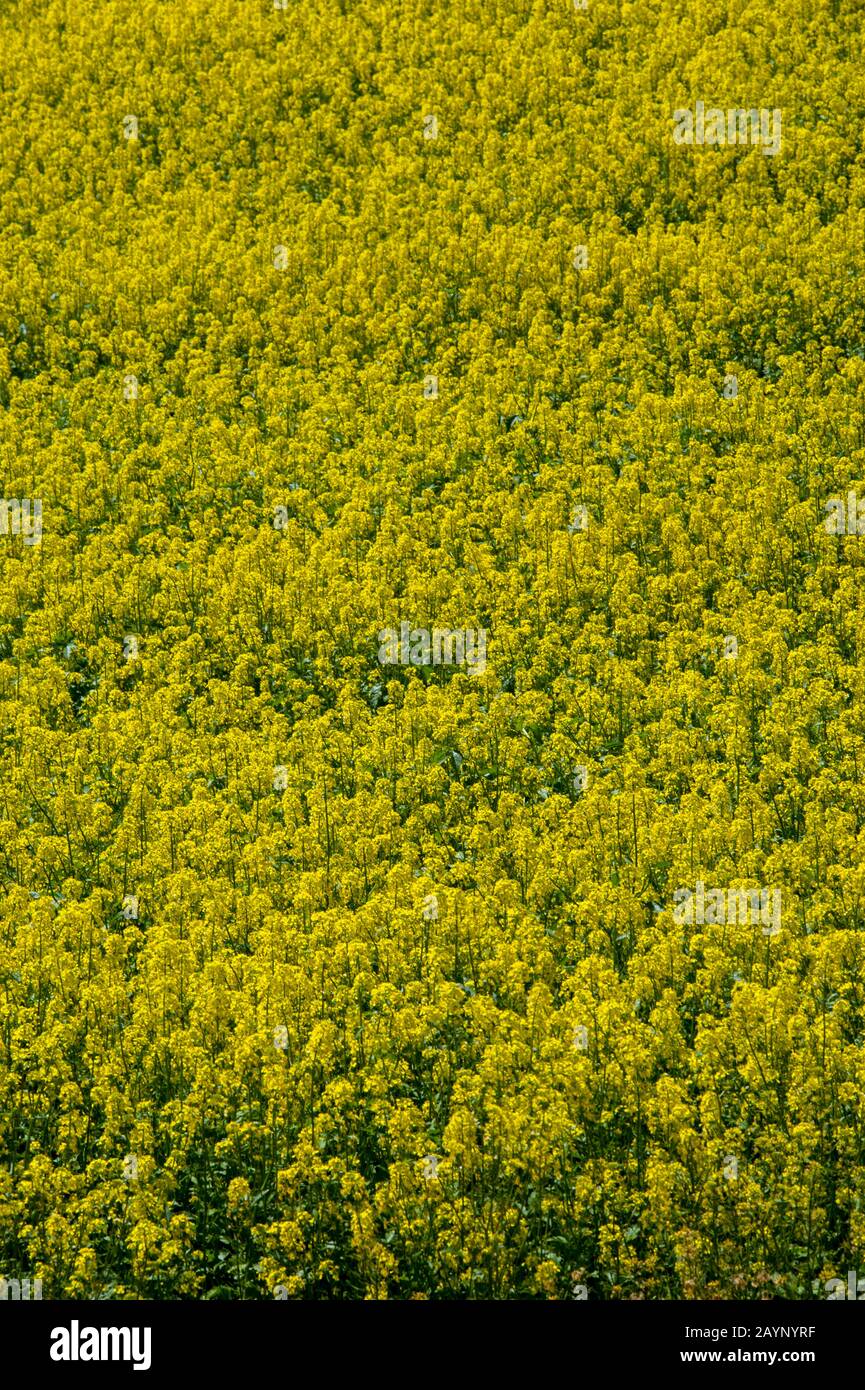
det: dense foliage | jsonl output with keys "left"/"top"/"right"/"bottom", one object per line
{"left": 1, "top": 0, "right": 865, "bottom": 1299}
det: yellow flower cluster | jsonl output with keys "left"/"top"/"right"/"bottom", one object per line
{"left": 1, "top": 0, "right": 864, "bottom": 1300}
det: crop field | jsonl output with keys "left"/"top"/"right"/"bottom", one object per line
{"left": 1, "top": 0, "right": 865, "bottom": 1302}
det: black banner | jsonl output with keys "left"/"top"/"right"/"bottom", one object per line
{"left": 2, "top": 1298, "right": 859, "bottom": 1380}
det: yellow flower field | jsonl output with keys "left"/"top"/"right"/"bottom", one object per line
{"left": 1, "top": 0, "right": 864, "bottom": 1299}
